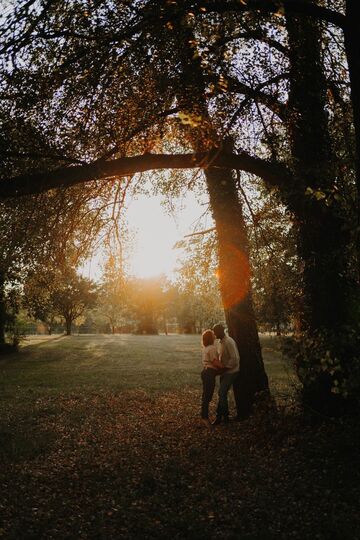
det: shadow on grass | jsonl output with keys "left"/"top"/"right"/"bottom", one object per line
{"left": 22, "top": 334, "right": 67, "bottom": 350}
{"left": 0, "top": 335, "right": 67, "bottom": 364}
{"left": 0, "top": 427, "right": 56, "bottom": 463}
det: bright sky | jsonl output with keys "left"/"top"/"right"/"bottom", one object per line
{"left": 126, "top": 190, "right": 208, "bottom": 279}
{"left": 81, "top": 187, "right": 210, "bottom": 281}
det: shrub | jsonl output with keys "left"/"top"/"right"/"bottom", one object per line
{"left": 282, "top": 328, "right": 360, "bottom": 417}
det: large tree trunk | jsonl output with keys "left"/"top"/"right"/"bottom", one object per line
{"left": 344, "top": 0, "right": 360, "bottom": 275}
{"left": 0, "top": 272, "right": 6, "bottom": 345}
{"left": 205, "top": 166, "right": 269, "bottom": 417}
{"left": 285, "top": 5, "right": 356, "bottom": 414}
{"left": 286, "top": 6, "right": 351, "bottom": 333}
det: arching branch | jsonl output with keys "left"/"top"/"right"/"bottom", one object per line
{"left": 200, "top": 0, "right": 346, "bottom": 29}
{"left": 0, "top": 150, "right": 292, "bottom": 198}
{"left": 210, "top": 29, "right": 288, "bottom": 56}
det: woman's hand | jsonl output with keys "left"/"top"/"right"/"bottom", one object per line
{"left": 212, "top": 357, "right": 225, "bottom": 370}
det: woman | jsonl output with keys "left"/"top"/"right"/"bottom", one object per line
{"left": 200, "top": 329, "right": 225, "bottom": 429}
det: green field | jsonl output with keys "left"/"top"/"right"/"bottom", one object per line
{"left": 0, "top": 335, "right": 359, "bottom": 540}
{"left": 0, "top": 333, "right": 293, "bottom": 399}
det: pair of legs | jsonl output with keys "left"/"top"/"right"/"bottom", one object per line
{"left": 201, "top": 368, "right": 217, "bottom": 419}
{"left": 215, "top": 372, "right": 239, "bottom": 421}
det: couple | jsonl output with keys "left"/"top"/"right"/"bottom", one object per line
{"left": 201, "top": 323, "right": 240, "bottom": 429}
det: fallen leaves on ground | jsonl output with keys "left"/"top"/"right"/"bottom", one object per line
{"left": 1, "top": 389, "right": 359, "bottom": 539}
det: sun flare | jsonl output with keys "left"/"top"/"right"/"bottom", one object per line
{"left": 127, "top": 192, "right": 206, "bottom": 279}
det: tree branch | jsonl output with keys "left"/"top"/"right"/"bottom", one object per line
{"left": 0, "top": 150, "right": 292, "bottom": 198}
{"left": 210, "top": 29, "right": 288, "bottom": 56}
{"left": 200, "top": 0, "right": 346, "bottom": 29}
{"left": 184, "top": 227, "right": 216, "bottom": 238}
{"left": 208, "top": 73, "right": 288, "bottom": 120}
{"left": 95, "top": 106, "right": 179, "bottom": 163}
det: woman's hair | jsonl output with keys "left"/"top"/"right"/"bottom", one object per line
{"left": 202, "top": 329, "right": 215, "bottom": 347}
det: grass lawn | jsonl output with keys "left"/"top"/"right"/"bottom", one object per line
{"left": 0, "top": 334, "right": 359, "bottom": 539}
{"left": 0, "top": 333, "right": 292, "bottom": 398}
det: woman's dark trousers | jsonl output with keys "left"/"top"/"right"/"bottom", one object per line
{"left": 201, "top": 368, "right": 216, "bottom": 419}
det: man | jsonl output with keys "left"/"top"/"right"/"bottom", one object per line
{"left": 212, "top": 323, "right": 240, "bottom": 425}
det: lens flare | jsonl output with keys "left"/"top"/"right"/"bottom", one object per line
{"left": 216, "top": 244, "right": 250, "bottom": 309}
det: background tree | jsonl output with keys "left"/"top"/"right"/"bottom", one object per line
{"left": 241, "top": 183, "right": 301, "bottom": 334}
{"left": 51, "top": 267, "right": 98, "bottom": 336}
{"left": 24, "top": 264, "right": 98, "bottom": 336}
{"left": 174, "top": 230, "right": 224, "bottom": 332}
{"left": 98, "top": 252, "right": 132, "bottom": 334}
{"left": 131, "top": 275, "right": 170, "bottom": 335}
{"left": 23, "top": 270, "right": 61, "bottom": 335}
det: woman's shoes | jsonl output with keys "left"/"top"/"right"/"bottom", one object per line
{"left": 201, "top": 418, "right": 214, "bottom": 430}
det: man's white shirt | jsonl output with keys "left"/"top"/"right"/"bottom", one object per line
{"left": 218, "top": 335, "right": 240, "bottom": 374}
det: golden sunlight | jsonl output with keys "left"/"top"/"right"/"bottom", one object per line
{"left": 127, "top": 192, "right": 205, "bottom": 278}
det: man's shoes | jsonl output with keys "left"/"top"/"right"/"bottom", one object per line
{"left": 212, "top": 416, "right": 222, "bottom": 426}
{"left": 229, "top": 415, "right": 249, "bottom": 422}
{"left": 212, "top": 416, "right": 229, "bottom": 426}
